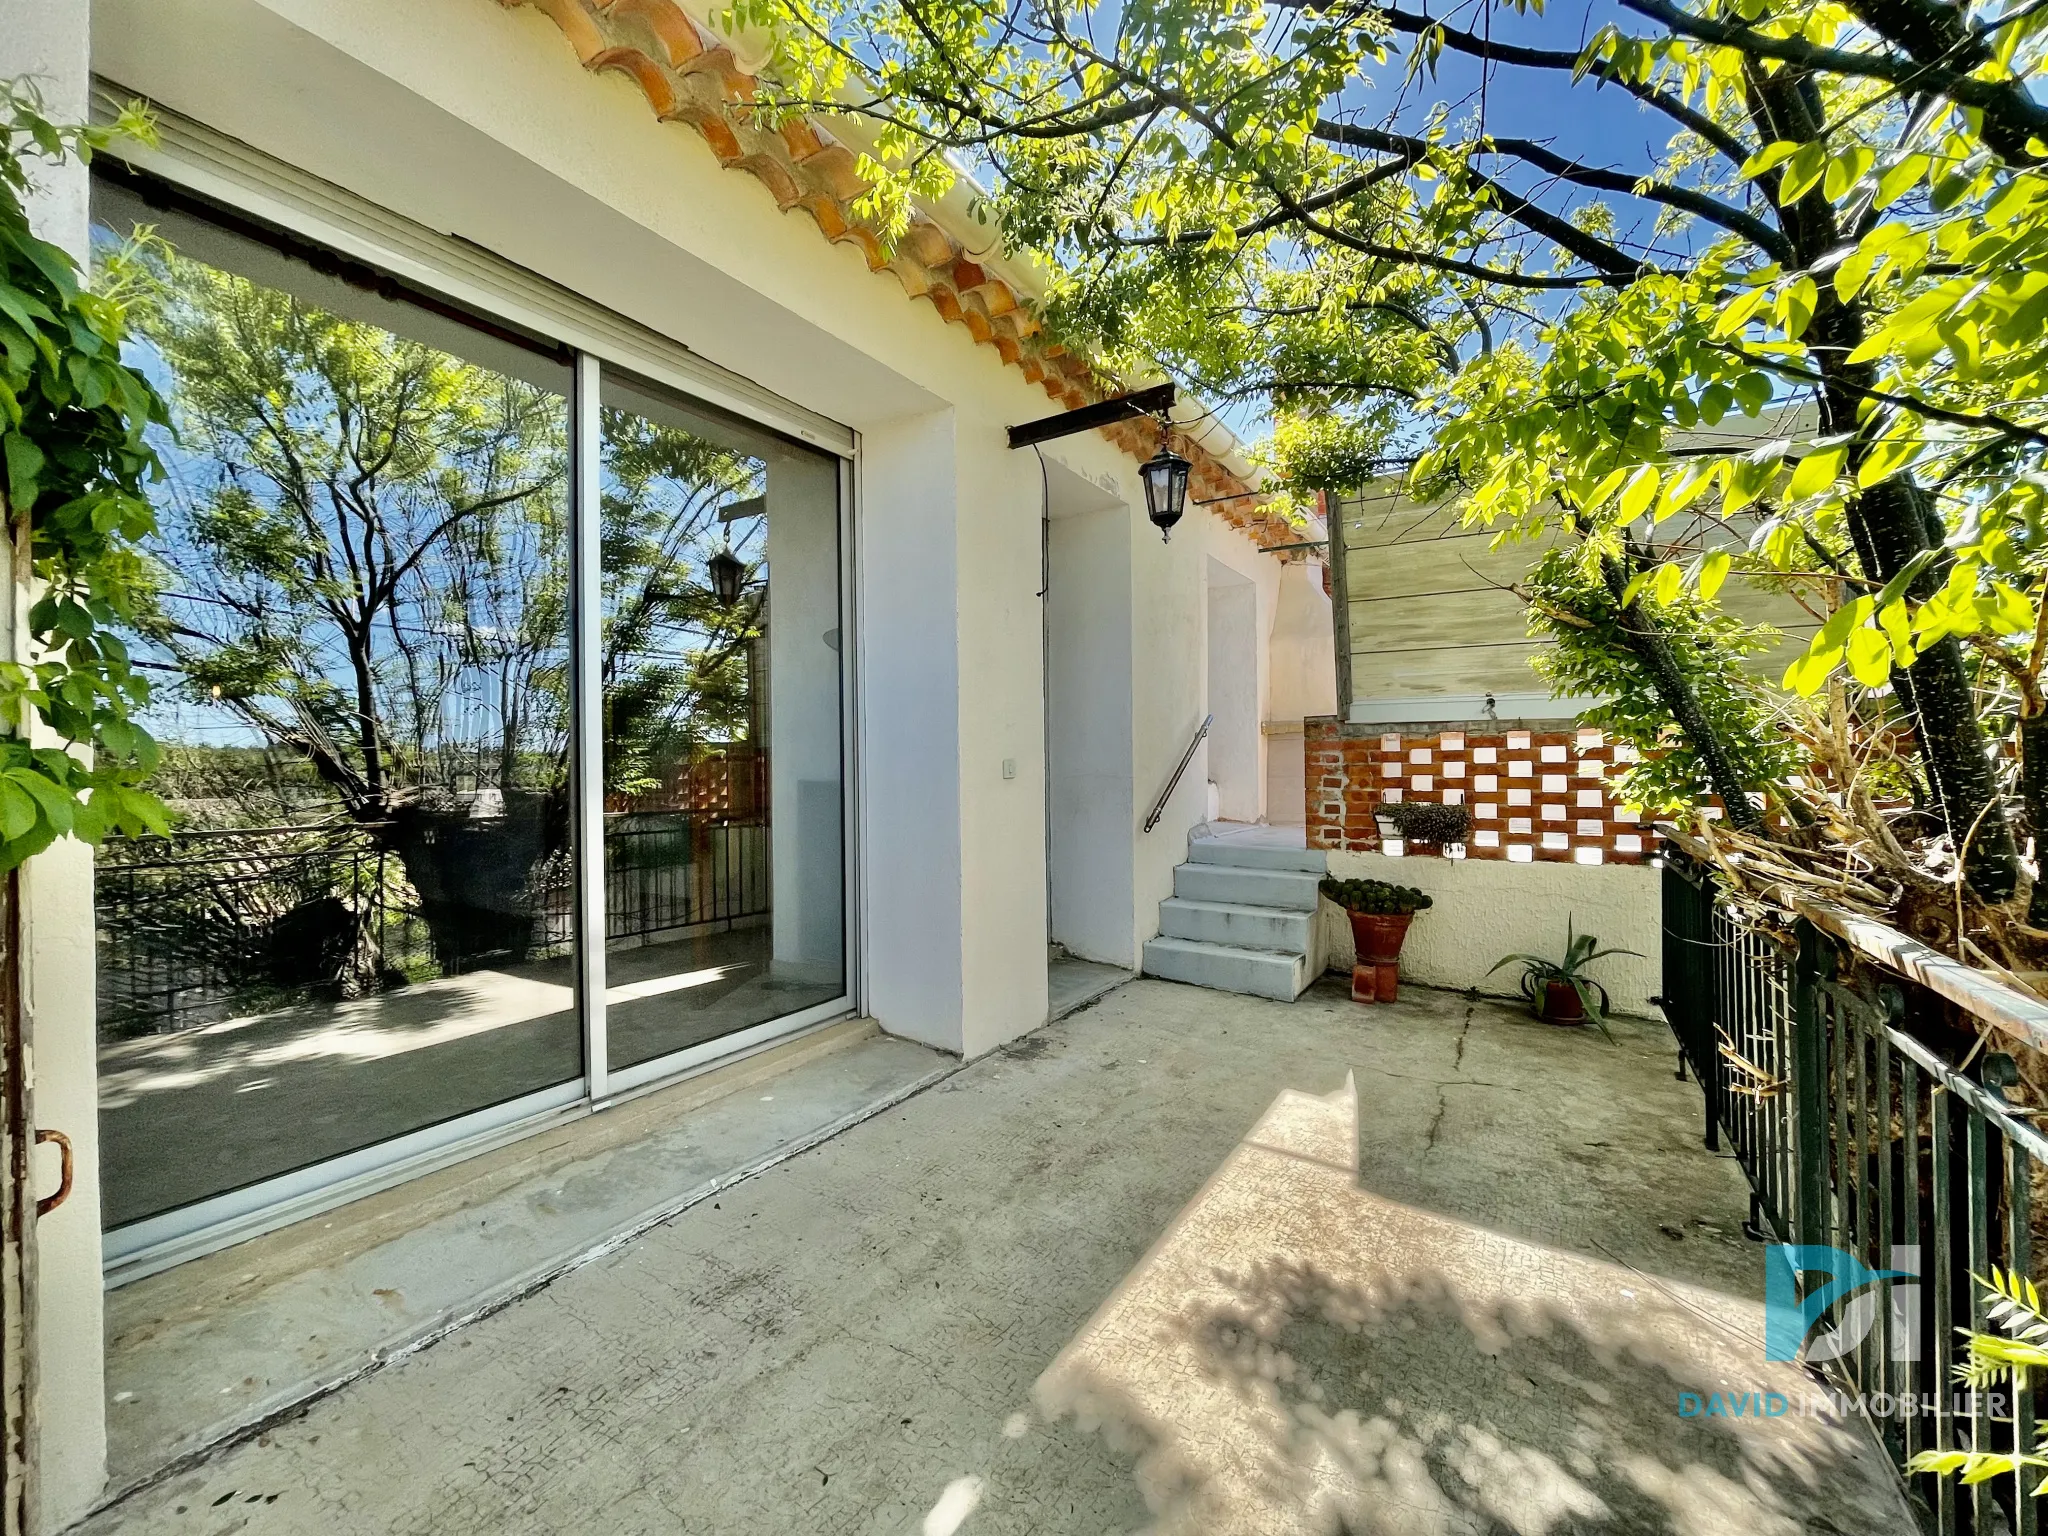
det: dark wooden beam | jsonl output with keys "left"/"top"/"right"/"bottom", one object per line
{"left": 1007, "top": 384, "right": 1176, "bottom": 450}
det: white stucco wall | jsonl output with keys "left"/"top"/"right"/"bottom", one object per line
{"left": 2, "top": 0, "right": 111, "bottom": 1525}
{"left": 1320, "top": 850, "right": 1663, "bottom": 1018}
{"left": 1267, "top": 561, "right": 1338, "bottom": 724}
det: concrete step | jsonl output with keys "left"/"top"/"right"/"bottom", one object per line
{"left": 1158, "top": 897, "right": 1312, "bottom": 953}
{"left": 1188, "top": 837, "right": 1328, "bottom": 875}
{"left": 1173, "top": 862, "right": 1321, "bottom": 912}
{"left": 1141, "top": 936, "right": 1310, "bottom": 1001}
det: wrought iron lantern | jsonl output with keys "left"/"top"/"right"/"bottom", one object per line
{"left": 708, "top": 546, "right": 747, "bottom": 607}
{"left": 1140, "top": 418, "right": 1191, "bottom": 541}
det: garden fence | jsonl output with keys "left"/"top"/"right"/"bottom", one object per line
{"left": 1663, "top": 834, "right": 2048, "bottom": 1535}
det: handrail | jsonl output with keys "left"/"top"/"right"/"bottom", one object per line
{"left": 1144, "top": 714, "right": 1212, "bottom": 833}
{"left": 1661, "top": 822, "right": 2048, "bottom": 1053}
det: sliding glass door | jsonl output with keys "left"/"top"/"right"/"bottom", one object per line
{"left": 597, "top": 374, "right": 845, "bottom": 1076}
{"left": 91, "top": 176, "right": 850, "bottom": 1258}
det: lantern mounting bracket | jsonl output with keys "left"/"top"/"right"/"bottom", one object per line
{"left": 1006, "top": 384, "right": 1176, "bottom": 450}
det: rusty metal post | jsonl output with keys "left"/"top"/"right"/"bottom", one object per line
{"left": 1, "top": 867, "right": 35, "bottom": 1536}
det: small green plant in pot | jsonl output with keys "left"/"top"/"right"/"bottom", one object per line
{"left": 1488, "top": 920, "right": 1640, "bottom": 1032}
{"left": 1381, "top": 800, "right": 1470, "bottom": 855}
{"left": 1320, "top": 877, "right": 1432, "bottom": 966}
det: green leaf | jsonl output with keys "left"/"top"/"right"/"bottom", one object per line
{"left": 1585, "top": 466, "right": 1629, "bottom": 508}
{"left": 1651, "top": 560, "right": 1684, "bottom": 605}
{"left": 1778, "top": 141, "right": 1827, "bottom": 203}
{"left": 1823, "top": 146, "right": 1874, "bottom": 201}
{"left": 1834, "top": 249, "right": 1879, "bottom": 304}
{"left": 0, "top": 780, "right": 36, "bottom": 843}
{"left": 1723, "top": 453, "right": 1779, "bottom": 514}
{"left": 4, "top": 768, "right": 73, "bottom": 837}
{"left": 1698, "top": 549, "right": 1731, "bottom": 600}
{"left": 1988, "top": 580, "right": 2034, "bottom": 634}
{"left": 1857, "top": 433, "right": 1923, "bottom": 487}
{"left": 1846, "top": 625, "right": 1893, "bottom": 687}
{"left": 1782, "top": 639, "right": 1843, "bottom": 696}
{"left": 2, "top": 432, "right": 43, "bottom": 512}
{"left": 1738, "top": 141, "right": 1800, "bottom": 180}
{"left": 1878, "top": 598, "right": 1917, "bottom": 667}
{"left": 1867, "top": 557, "right": 1933, "bottom": 623}
{"left": 1656, "top": 465, "right": 1715, "bottom": 522}
{"left": 1788, "top": 445, "right": 1846, "bottom": 500}
{"left": 1874, "top": 154, "right": 1930, "bottom": 210}
{"left": 1619, "top": 464, "right": 1660, "bottom": 522}
{"left": 1779, "top": 275, "right": 1818, "bottom": 339}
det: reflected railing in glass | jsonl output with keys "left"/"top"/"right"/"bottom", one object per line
{"left": 91, "top": 183, "right": 581, "bottom": 1227}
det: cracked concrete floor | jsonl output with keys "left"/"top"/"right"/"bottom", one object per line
{"left": 79, "top": 980, "right": 1908, "bottom": 1535}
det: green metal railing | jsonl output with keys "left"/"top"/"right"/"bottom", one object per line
{"left": 1662, "top": 844, "right": 2048, "bottom": 1535}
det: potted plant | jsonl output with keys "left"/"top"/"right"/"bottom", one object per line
{"left": 1382, "top": 800, "right": 1471, "bottom": 857}
{"left": 1487, "top": 920, "right": 1641, "bottom": 1032}
{"left": 1320, "top": 877, "right": 1432, "bottom": 967}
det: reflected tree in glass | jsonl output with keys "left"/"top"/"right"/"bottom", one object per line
{"left": 114, "top": 236, "right": 573, "bottom": 995}
{"left": 599, "top": 407, "right": 763, "bottom": 808}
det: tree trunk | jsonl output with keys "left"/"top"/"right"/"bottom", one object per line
{"left": 2020, "top": 714, "right": 2048, "bottom": 925}
{"left": 1598, "top": 554, "right": 1768, "bottom": 835}
{"left": 1837, "top": 451, "right": 2018, "bottom": 899}
{"left": 1745, "top": 64, "right": 2020, "bottom": 898}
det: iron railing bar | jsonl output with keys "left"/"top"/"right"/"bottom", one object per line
{"left": 1931, "top": 1079, "right": 1956, "bottom": 1536}
{"left": 1875, "top": 1028, "right": 1896, "bottom": 1454}
{"left": 1882, "top": 1032, "right": 2048, "bottom": 1164}
{"left": 2011, "top": 1124, "right": 2038, "bottom": 1536}
{"left": 1968, "top": 1111, "right": 1995, "bottom": 1535}
{"left": 1834, "top": 992, "right": 1852, "bottom": 1260}
{"left": 1902, "top": 1052, "right": 1923, "bottom": 1469}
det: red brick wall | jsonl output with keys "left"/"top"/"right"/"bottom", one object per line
{"left": 1306, "top": 719, "right": 1651, "bottom": 865}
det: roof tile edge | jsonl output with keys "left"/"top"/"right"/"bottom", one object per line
{"left": 501, "top": 0, "right": 1302, "bottom": 548}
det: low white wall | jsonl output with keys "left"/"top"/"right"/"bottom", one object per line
{"left": 1320, "top": 850, "right": 1662, "bottom": 1017}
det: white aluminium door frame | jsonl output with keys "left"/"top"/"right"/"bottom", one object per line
{"left": 572, "top": 353, "right": 610, "bottom": 1105}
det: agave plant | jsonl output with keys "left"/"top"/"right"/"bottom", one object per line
{"left": 1487, "top": 919, "right": 1640, "bottom": 1035}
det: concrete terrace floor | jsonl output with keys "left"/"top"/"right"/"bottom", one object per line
{"left": 80, "top": 979, "right": 1912, "bottom": 1536}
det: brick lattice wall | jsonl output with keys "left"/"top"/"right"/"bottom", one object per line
{"left": 1306, "top": 719, "right": 1651, "bottom": 865}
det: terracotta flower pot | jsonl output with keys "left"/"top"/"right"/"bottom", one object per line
{"left": 1348, "top": 910, "right": 1413, "bottom": 966}
{"left": 1541, "top": 978, "right": 1585, "bottom": 1024}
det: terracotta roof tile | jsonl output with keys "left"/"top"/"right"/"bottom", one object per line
{"left": 501, "top": 0, "right": 1278, "bottom": 533}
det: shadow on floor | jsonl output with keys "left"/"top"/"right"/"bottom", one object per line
{"left": 1037, "top": 1072, "right": 1912, "bottom": 1536}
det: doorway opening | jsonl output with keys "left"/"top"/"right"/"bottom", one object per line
{"left": 1041, "top": 458, "right": 1136, "bottom": 1016}
{"left": 1205, "top": 560, "right": 1262, "bottom": 825}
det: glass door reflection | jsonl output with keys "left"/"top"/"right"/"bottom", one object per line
{"left": 598, "top": 373, "right": 844, "bottom": 1071}
{"left": 91, "top": 185, "right": 579, "bottom": 1229}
